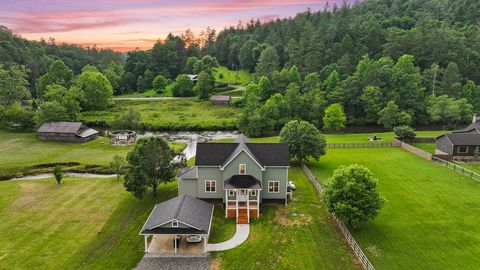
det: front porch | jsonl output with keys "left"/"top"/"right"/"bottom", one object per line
{"left": 225, "top": 189, "right": 260, "bottom": 224}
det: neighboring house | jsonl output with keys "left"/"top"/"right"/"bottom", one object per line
{"left": 210, "top": 95, "right": 231, "bottom": 105}
{"left": 186, "top": 74, "right": 198, "bottom": 83}
{"left": 178, "top": 135, "right": 290, "bottom": 224}
{"left": 37, "top": 122, "right": 99, "bottom": 142}
{"left": 435, "top": 114, "right": 480, "bottom": 160}
{"left": 139, "top": 194, "right": 214, "bottom": 254}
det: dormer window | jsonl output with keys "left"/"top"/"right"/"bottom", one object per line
{"left": 172, "top": 220, "right": 178, "bottom": 227}
{"left": 239, "top": 164, "right": 246, "bottom": 175}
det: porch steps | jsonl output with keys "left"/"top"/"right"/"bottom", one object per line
{"left": 237, "top": 209, "right": 249, "bottom": 224}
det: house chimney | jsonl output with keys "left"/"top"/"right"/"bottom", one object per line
{"left": 473, "top": 113, "right": 480, "bottom": 123}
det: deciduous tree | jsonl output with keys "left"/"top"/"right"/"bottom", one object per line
{"left": 323, "top": 164, "right": 384, "bottom": 226}
{"left": 124, "top": 137, "right": 185, "bottom": 198}
{"left": 280, "top": 120, "right": 326, "bottom": 163}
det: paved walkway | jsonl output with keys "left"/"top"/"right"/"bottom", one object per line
{"left": 206, "top": 224, "right": 250, "bottom": 251}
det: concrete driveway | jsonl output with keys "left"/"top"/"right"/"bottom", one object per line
{"left": 206, "top": 224, "right": 249, "bottom": 251}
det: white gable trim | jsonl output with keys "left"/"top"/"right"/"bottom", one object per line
{"left": 139, "top": 204, "right": 159, "bottom": 235}
{"left": 148, "top": 218, "right": 203, "bottom": 232}
{"left": 220, "top": 148, "right": 264, "bottom": 171}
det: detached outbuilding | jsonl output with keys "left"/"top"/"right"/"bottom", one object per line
{"left": 140, "top": 195, "right": 214, "bottom": 254}
{"left": 37, "top": 122, "right": 99, "bottom": 142}
{"left": 210, "top": 95, "right": 231, "bottom": 105}
{"left": 435, "top": 114, "right": 480, "bottom": 160}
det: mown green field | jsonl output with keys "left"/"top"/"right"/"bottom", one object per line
{"left": 0, "top": 167, "right": 360, "bottom": 269}
{"left": 0, "top": 130, "right": 185, "bottom": 179}
{"left": 80, "top": 99, "right": 240, "bottom": 130}
{"left": 249, "top": 131, "right": 446, "bottom": 144}
{"left": 115, "top": 84, "right": 174, "bottom": 98}
{"left": 411, "top": 142, "right": 436, "bottom": 153}
{"left": 213, "top": 166, "right": 360, "bottom": 269}
{"left": 214, "top": 66, "right": 253, "bottom": 86}
{"left": 0, "top": 177, "right": 178, "bottom": 270}
{"left": 308, "top": 147, "right": 480, "bottom": 269}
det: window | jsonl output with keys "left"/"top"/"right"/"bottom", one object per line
{"left": 268, "top": 181, "right": 279, "bottom": 193}
{"left": 458, "top": 146, "right": 469, "bottom": 153}
{"left": 228, "top": 190, "right": 235, "bottom": 196}
{"left": 239, "top": 164, "right": 246, "bottom": 175}
{"left": 205, "top": 180, "right": 216, "bottom": 192}
{"left": 250, "top": 190, "right": 257, "bottom": 196}
{"left": 172, "top": 220, "right": 178, "bottom": 227}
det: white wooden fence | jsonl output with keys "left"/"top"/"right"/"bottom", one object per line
{"left": 300, "top": 163, "right": 376, "bottom": 270}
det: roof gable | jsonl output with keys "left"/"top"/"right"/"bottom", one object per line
{"left": 140, "top": 195, "right": 213, "bottom": 234}
{"left": 442, "top": 133, "right": 480, "bottom": 146}
{"left": 37, "top": 122, "right": 83, "bottom": 133}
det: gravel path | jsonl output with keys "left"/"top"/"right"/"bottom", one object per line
{"left": 134, "top": 253, "right": 210, "bottom": 270}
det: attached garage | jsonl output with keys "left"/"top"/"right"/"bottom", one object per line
{"left": 139, "top": 194, "right": 214, "bottom": 254}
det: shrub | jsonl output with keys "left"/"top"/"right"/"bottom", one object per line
{"left": 394, "top": 125, "right": 416, "bottom": 141}
{"left": 53, "top": 165, "right": 63, "bottom": 184}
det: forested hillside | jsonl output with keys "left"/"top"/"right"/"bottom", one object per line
{"left": 201, "top": 0, "right": 480, "bottom": 132}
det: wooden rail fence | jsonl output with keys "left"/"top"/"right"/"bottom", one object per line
{"left": 300, "top": 163, "right": 376, "bottom": 270}
{"left": 392, "top": 138, "right": 432, "bottom": 161}
{"left": 432, "top": 157, "right": 480, "bottom": 183}
{"left": 327, "top": 142, "right": 395, "bottom": 148}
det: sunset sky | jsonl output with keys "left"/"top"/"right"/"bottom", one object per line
{"left": 1, "top": 0, "right": 353, "bottom": 52}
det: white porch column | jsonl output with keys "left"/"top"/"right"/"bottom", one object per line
{"left": 235, "top": 190, "right": 239, "bottom": 223}
{"left": 174, "top": 236, "right": 177, "bottom": 253}
{"left": 203, "top": 236, "right": 207, "bottom": 253}
{"left": 225, "top": 189, "right": 228, "bottom": 218}
{"left": 257, "top": 191, "right": 260, "bottom": 218}
{"left": 144, "top": 235, "right": 148, "bottom": 252}
{"left": 247, "top": 190, "right": 250, "bottom": 221}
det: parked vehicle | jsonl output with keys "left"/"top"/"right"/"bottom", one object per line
{"left": 187, "top": 234, "right": 202, "bottom": 243}
{"left": 288, "top": 181, "right": 296, "bottom": 191}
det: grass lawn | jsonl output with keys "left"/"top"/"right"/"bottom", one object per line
{"left": 244, "top": 131, "right": 446, "bottom": 144}
{"left": 114, "top": 84, "right": 174, "bottom": 98}
{"left": 0, "top": 130, "right": 185, "bottom": 179}
{"left": 0, "top": 177, "right": 178, "bottom": 270}
{"left": 411, "top": 143, "right": 436, "bottom": 153}
{"left": 80, "top": 99, "right": 240, "bottom": 130}
{"left": 308, "top": 147, "right": 480, "bottom": 269}
{"left": 212, "top": 166, "right": 361, "bottom": 270}
{"left": 214, "top": 66, "right": 253, "bottom": 86}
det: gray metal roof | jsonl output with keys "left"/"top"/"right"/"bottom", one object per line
{"left": 77, "top": 128, "right": 99, "bottom": 138}
{"left": 224, "top": 175, "right": 261, "bottom": 189}
{"left": 442, "top": 133, "right": 480, "bottom": 146}
{"left": 210, "top": 95, "right": 231, "bottom": 101}
{"left": 177, "top": 166, "right": 198, "bottom": 179}
{"left": 37, "top": 122, "right": 83, "bottom": 133}
{"left": 140, "top": 195, "right": 213, "bottom": 235}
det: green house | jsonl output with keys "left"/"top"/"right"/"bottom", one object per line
{"left": 178, "top": 135, "right": 290, "bottom": 224}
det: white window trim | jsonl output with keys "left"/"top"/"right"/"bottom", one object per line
{"left": 205, "top": 180, "right": 216, "bottom": 193}
{"left": 228, "top": 190, "right": 235, "bottom": 196}
{"left": 268, "top": 181, "right": 280, "bottom": 193}
{"left": 458, "top": 146, "right": 469, "bottom": 154}
{"left": 172, "top": 220, "right": 178, "bottom": 227}
{"left": 239, "top": 164, "right": 246, "bottom": 175}
{"left": 250, "top": 190, "right": 257, "bottom": 196}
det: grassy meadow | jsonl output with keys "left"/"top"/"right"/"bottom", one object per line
{"left": 214, "top": 66, "right": 253, "bottom": 86}
{"left": 0, "top": 168, "right": 360, "bottom": 269}
{"left": 0, "top": 177, "right": 178, "bottom": 270}
{"left": 0, "top": 130, "right": 185, "bottom": 179}
{"left": 80, "top": 99, "right": 240, "bottom": 130}
{"left": 308, "top": 148, "right": 480, "bottom": 269}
